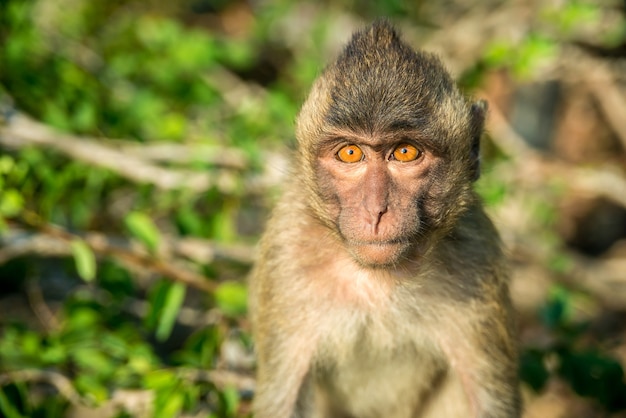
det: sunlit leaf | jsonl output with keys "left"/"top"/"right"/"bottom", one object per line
{"left": 0, "top": 189, "right": 24, "bottom": 217}
{"left": 145, "top": 369, "right": 178, "bottom": 390}
{"left": 125, "top": 211, "right": 161, "bottom": 253}
{"left": 146, "top": 280, "right": 170, "bottom": 330}
{"left": 74, "top": 374, "right": 108, "bottom": 403}
{"left": 40, "top": 342, "right": 67, "bottom": 365}
{"left": 71, "top": 239, "right": 97, "bottom": 282}
{"left": 215, "top": 281, "right": 247, "bottom": 316}
{"left": 156, "top": 282, "right": 186, "bottom": 342}
{"left": 72, "top": 100, "right": 97, "bottom": 131}
{"left": 158, "top": 392, "right": 184, "bottom": 418}
{"left": 222, "top": 386, "right": 240, "bottom": 416}
{"left": 0, "top": 156, "right": 15, "bottom": 174}
{"left": 73, "top": 347, "right": 114, "bottom": 376}
{"left": 0, "top": 389, "right": 26, "bottom": 418}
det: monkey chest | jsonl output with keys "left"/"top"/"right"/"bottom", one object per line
{"left": 311, "top": 312, "right": 447, "bottom": 418}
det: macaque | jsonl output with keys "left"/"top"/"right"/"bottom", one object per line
{"left": 248, "top": 20, "right": 521, "bottom": 418}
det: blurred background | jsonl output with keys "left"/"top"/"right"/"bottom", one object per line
{"left": 0, "top": 0, "right": 625, "bottom": 417}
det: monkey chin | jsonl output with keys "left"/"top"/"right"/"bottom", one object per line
{"left": 348, "top": 241, "right": 410, "bottom": 269}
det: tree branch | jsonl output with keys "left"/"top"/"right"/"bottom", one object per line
{"left": 0, "top": 218, "right": 254, "bottom": 292}
{"left": 0, "top": 113, "right": 236, "bottom": 193}
{"left": 483, "top": 94, "right": 626, "bottom": 209}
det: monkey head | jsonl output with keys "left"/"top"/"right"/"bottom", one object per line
{"left": 295, "top": 20, "right": 487, "bottom": 268}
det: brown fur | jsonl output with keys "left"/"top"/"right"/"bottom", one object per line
{"left": 249, "top": 20, "right": 520, "bottom": 418}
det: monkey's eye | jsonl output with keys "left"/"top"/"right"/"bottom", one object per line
{"left": 392, "top": 143, "right": 421, "bottom": 162}
{"left": 337, "top": 145, "right": 364, "bottom": 163}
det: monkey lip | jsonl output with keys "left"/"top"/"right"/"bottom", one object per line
{"left": 348, "top": 239, "right": 409, "bottom": 266}
{"left": 351, "top": 239, "right": 405, "bottom": 246}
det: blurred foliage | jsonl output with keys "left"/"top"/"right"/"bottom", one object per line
{"left": 0, "top": 0, "right": 625, "bottom": 416}
{"left": 521, "top": 287, "right": 626, "bottom": 411}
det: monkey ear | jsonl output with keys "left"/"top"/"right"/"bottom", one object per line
{"left": 471, "top": 99, "right": 488, "bottom": 117}
{"left": 469, "top": 100, "right": 488, "bottom": 182}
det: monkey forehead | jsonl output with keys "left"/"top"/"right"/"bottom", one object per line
{"left": 320, "top": 23, "right": 469, "bottom": 140}
{"left": 318, "top": 75, "right": 470, "bottom": 152}
{"left": 315, "top": 127, "right": 438, "bottom": 153}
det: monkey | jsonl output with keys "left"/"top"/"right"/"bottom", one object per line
{"left": 248, "top": 20, "right": 521, "bottom": 418}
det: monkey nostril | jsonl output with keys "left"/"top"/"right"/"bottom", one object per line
{"left": 372, "top": 206, "right": 388, "bottom": 234}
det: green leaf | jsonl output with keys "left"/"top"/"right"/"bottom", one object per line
{"left": 72, "top": 100, "right": 97, "bottom": 131}
{"left": 215, "top": 281, "right": 247, "bottom": 316}
{"left": 0, "top": 389, "right": 26, "bottom": 418}
{"left": 156, "top": 282, "right": 186, "bottom": 342}
{"left": 125, "top": 211, "right": 161, "bottom": 253}
{"left": 157, "top": 391, "right": 184, "bottom": 418}
{"left": 222, "top": 386, "right": 240, "bottom": 416}
{"left": 73, "top": 347, "right": 114, "bottom": 377}
{"left": 157, "top": 112, "right": 186, "bottom": 140}
{"left": 71, "top": 239, "right": 97, "bottom": 282}
{"left": 212, "top": 205, "right": 237, "bottom": 242}
{"left": 145, "top": 369, "right": 178, "bottom": 390}
{"left": 127, "top": 348, "right": 154, "bottom": 375}
{"left": 146, "top": 280, "right": 170, "bottom": 330}
{"left": 0, "top": 189, "right": 24, "bottom": 217}
{"left": 74, "top": 374, "right": 108, "bottom": 403}
{"left": 40, "top": 341, "right": 67, "bottom": 365}
{"left": 0, "top": 156, "right": 15, "bottom": 174}
{"left": 21, "top": 331, "right": 41, "bottom": 358}
{"left": 65, "top": 306, "right": 99, "bottom": 331}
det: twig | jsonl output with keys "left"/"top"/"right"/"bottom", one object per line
{"left": 0, "top": 111, "right": 285, "bottom": 194}
{"left": 482, "top": 97, "right": 540, "bottom": 160}
{"left": 483, "top": 94, "right": 626, "bottom": 209}
{"left": 180, "top": 368, "right": 255, "bottom": 393}
{"left": 566, "top": 256, "right": 626, "bottom": 309}
{"left": 0, "top": 113, "right": 222, "bottom": 193}
{"left": 81, "top": 288, "right": 225, "bottom": 327}
{"left": 203, "top": 66, "right": 267, "bottom": 113}
{"left": 0, "top": 226, "right": 254, "bottom": 268}
{"left": 0, "top": 213, "right": 254, "bottom": 292}
{"left": 584, "top": 68, "right": 626, "bottom": 150}
{"left": 0, "top": 369, "right": 85, "bottom": 406}
{"left": 116, "top": 142, "right": 248, "bottom": 170}
{"left": 555, "top": 47, "right": 626, "bottom": 150}
{"left": 508, "top": 236, "right": 626, "bottom": 309}
{"left": 25, "top": 277, "right": 60, "bottom": 332}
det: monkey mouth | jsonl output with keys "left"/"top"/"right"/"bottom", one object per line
{"left": 351, "top": 238, "right": 406, "bottom": 246}
{"left": 348, "top": 239, "right": 410, "bottom": 267}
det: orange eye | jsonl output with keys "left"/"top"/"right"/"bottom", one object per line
{"left": 393, "top": 143, "right": 421, "bottom": 162}
{"left": 337, "top": 145, "right": 363, "bottom": 163}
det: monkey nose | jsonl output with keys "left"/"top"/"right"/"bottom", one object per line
{"left": 367, "top": 205, "right": 388, "bottom": 234}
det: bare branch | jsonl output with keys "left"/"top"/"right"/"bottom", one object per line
{"left": 484, "top": 95, "right": 626, "bottom": 209}
{"left": 0, "top": 114, "right": 226, "bottom": 193}
{"left": 508, "top": 235, "right": 626, "bottom": 309}
{"left": 117, "top": 142, "right": 248, "bottom": 170}
{"left": 0, "top": 111, "right": 287, "bottom": 194}
{"left": 25, "top": 278, "right": 60, "bottom": 332}
{"left": 555, "top": 47, "right": 626, "bottom": 149}
{"left": 0, "top": 220, "right": 254, "bottom": 292}
{"left": 181, "top": 368, "right": 256, "bottom": 393}
{"left": 0, "top": 369, "right": 84, "bottom": 406}
{"left": 583, "top": 65, "right": 626, "bottom": 150}
{"left": 566, "top": 255, "right": 626, "bottom": 309}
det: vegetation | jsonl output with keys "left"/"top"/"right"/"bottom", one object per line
{"left": 1, "top": 0, "right": 625, "bottom": 417}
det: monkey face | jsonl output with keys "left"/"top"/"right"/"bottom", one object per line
{"left": 314, "top": 130, "right": 444, "bottom": 268}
